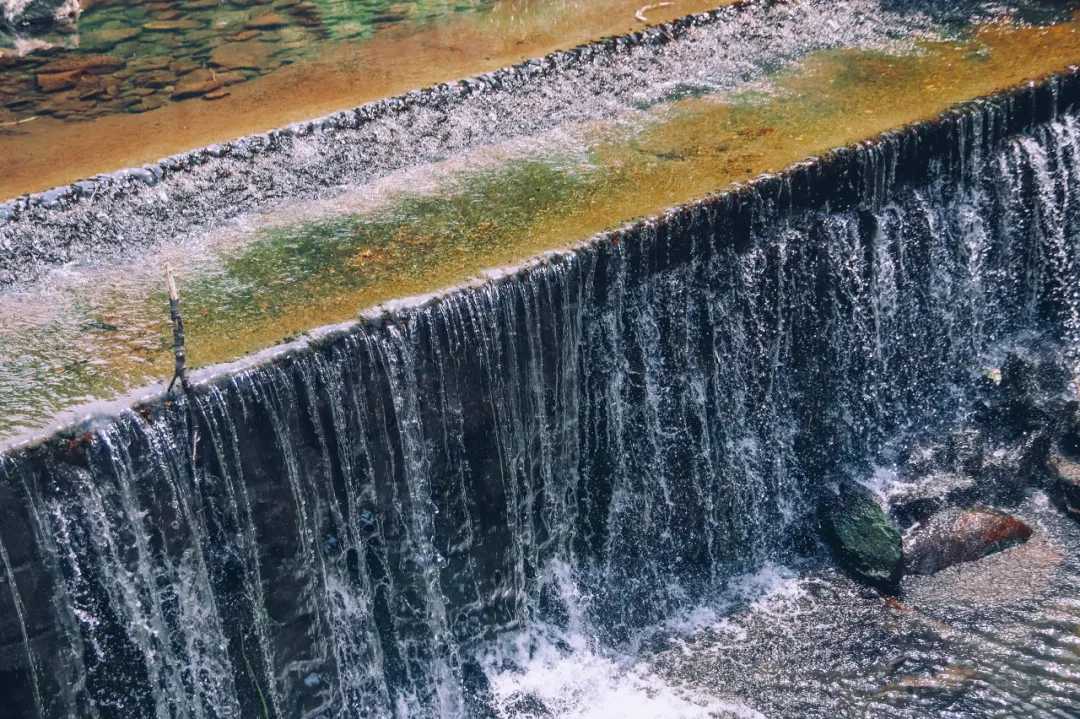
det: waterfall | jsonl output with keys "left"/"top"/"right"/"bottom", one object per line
{"left": 1, "top": 77, "right": 1079, "bottom": 718}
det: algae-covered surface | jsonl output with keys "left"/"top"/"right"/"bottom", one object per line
{"left": 1, "top": 15, "right": 1079, "bottom": 441}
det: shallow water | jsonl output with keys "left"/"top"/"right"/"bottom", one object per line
{"left": 479, "top": 494, "right": 1080, "bottom": 718}
{"left": 1, "top": 8, "right": 1079, "bottom": 443}
{"left": 0, "top": 0, "right": 728, "bottom": 199}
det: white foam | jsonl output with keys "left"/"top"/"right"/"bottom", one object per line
{"left": 482, "top": 623, "right": 764, "bottom": 719}
{"left": 477, "top": 563, "right": 812, "bottom": 719}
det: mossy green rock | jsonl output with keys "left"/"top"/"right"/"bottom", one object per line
{"left": 822, "top": 479, "right": 903, "bottom": 590}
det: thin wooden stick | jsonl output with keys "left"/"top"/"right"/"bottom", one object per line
{"left": 635, "top": 2, "right": 672, "bottom": 23}
{"left": 166, "top": 263, "right": 190, "bottom": 395}
{"left": 166, "top": 263, "right": 200, "bottom": 460}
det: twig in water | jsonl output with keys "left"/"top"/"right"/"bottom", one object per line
{"left": 636, "top": 2, "right": 673, "bottom": 23}
{"left": 0, "top": 116, "right": 38, "bottom": 128}
{"left": 165, "top": 263, "right": 201, "bottom": 460}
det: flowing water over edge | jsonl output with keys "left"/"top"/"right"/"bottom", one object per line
{"left": 0, "top": 74, "right": 1078, "bottom": 717}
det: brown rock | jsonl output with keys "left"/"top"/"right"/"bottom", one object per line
{"left": 37, "top": 55, "right": 126, "bottom": 75}
{"left": 216, "top": 70, "right": 246, "bottom": 85}
{"left": 141, "top": 95, "right": 168, "bottom": 111}
{"left": 37, "top": 70, "right": 81, "bottom": 93}
{"left": 144, "top": 19, "right": 202, "bottom": 31}
{"left": 169, "top": 60, "right": 201, "bottom": 75}
{"left": 245, "top": 12, "right": 288, "bottom": 29}
{"left": 83, "top": 27, "right": 142, "bottom": 49}
{"left": 154, "top": 9, "right": 183, "bottom": 20}
{"left": 76, "top": 77, "right": 105, "bottom": 100}
{"left": 230, "top": 29, "right": 261, "bottom": 41}
{"left": 186, "top": 0, "right": 221, "bottom": 7}
{"left": 131, "top": 57, "right": 172, "bottom": 72}
{"left": 135, "top": 70, "right": 176, "bottom": 89}
{"left": 126, "top": 94, "right": 168, "bottom": 112}
{"left": 904, "top": 507, "right": 1032, "bottom": 575}
{"left": 203, "top": 89, "right": 230, "bottom": 100}
{"left": 171, "top": 70, "right": 222, "bottom": 99}
{"left": 209, "top": 41, "right": 273, "bottom": 70}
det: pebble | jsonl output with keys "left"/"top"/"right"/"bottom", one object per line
{"left": 169, "top": 60, "right": 201, "bottom": 75}
{"left": 135, "top": 70, "right": 177, "bottom": 89}
{"left": 245, "top": 12, "right": 288, "bottom": 29}
{"left": 37, "top": 70, "right": 81, "bottom": 93}
{"left": 131, "top": 57, "right": 172, "bottom": 72}
{"left": 144, "top": 19, "right": 203, "bottom": 31}
{"left": 171, "top": 70, "right": 223, "bottom": 99}
{"left": 216, "top": 70, "right": 246, "bottom": 85}
{"left": 83, "top": 28, "right": 143, "bottom": 50}
{"left": 209, "top": 40, "right": 273, "bottom": 70}
{"left": 37, "top": 55, "right": 126, "bottom": 75}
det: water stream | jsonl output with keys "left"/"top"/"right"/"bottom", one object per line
{"left": 2, "top": 72, "right": 1078, "bottom": 716}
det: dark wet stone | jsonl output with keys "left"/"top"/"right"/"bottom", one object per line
{"left": 821, "top": 478, "right": 903, "bottom": 591}
{"left": 904, "top": 507, "right": 1032, "bottom": 575}
{"left": 889, "top": 472, "right": 978, "bottom": 526}
{"left": 0, "top": 0, "right": 77, "bottom": 29}
{"left": 1049, "top": 451, "right": 1080, "bottom": 521}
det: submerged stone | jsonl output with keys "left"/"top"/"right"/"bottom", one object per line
{"left": 903, "top": 508, "right": 1032, "bottom": 575}
{"left": 36, "top": 68, "right": 79, "bottom": 92}
{"left": 171, "top": 70, "right": 223, "bottom": 99}
{"left": 209, "top": 40, "right": 275, "bottom": 70}
{"left": 37, "top": 54, "right": 125, "bottom": 75}
{"left": 821, "top": 479, "right": 903, "bottom": 591}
